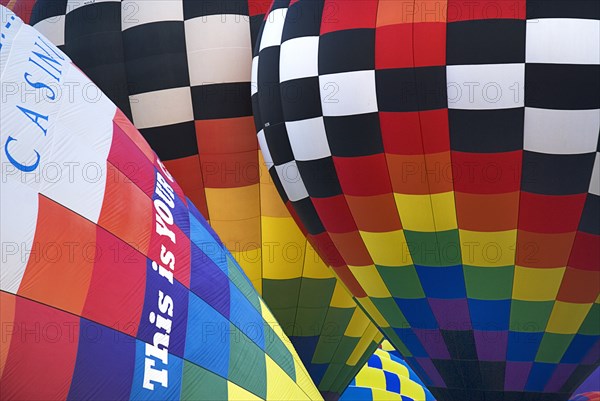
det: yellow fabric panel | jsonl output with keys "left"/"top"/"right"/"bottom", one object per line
{"left": 430, "top": 191, "right": 458, "bottom": 231}
{"left": 360, "top": 230, "right": 413, "bottom": 266}
{"left": 380, "top": 359, "right": 409, "bottom": 379}
{"left": 345, "top": 307, "right": 373, "bottom": 338}
{"left": 459, "top": 229, "right": 517, "bottom": 267}
{"left": 228, "top": 381, "right": 264, "bottom": 401}
{"left": 210, "top": 217, "right": 261, "bottom": 251}
{"left": 330, "top": 281, "right": 359, "bottom": 309}
{"left": 231, "top": 249, "right": 262, "bottom": 295}
{"left": 349, "top": 265, "right": 392, "bottom": 298}
{"left": 546, "top": 301, "right": 593, "bottom": 335}
{"left": 302, "top": 241, "right": 334, "bottom": 279}
{"left": 205, "top": 185, "right": 260, "bottom": 220}
{"left": 394, "top": 193, "right": 436, "bottom": 232}
{"left": 347, "top": 324, "right": 381, "bottom": 366}
{"left": 354, "top": 368, "right": 386, "bottom": 390}
{"left": 266, "top": 356, "right": 321, "bottom": 401}
{"left": 399, "top": 375, "right": 427, "bottom": 401}
{"left": 261, "top": 216, "right": 306, "bottom": 280}
{"left": 379, "top": 340, "right": 395, "bottom": 353}
{"left": 259, "top": 150, "right": 290, "bottom": 218}
{"left": 513, "top": 266, "right": 565, "bottom": 301}
{"left": 358, "top": 297, "right": 390, "bottom": 328}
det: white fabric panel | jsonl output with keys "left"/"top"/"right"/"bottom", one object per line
{"left": 279, "top": 36, "right": 319, "bottom": 82}
{"left": 259, "top": 8, "right": 287, "bottom": 51}
{"left": 130, "top": 87, "right": 193, "bottom": 129}
{"left": 32, "top": 16, "right": 65, "bottom": 47}
{"left": 526, "top": 19, "right": 600, "bottom": 64}
{"left": 524, "top": 108, "right": 600, "bottom": 154}
{"left": 185, "top": 15, "right": 252, "bottom": 85}
{"left": 275, "top": 161, "right": 309, "bottom": 202}
{"left": 319, "top": 70, "right": 378, "bottom": 116}
{"left": 447, "top": 63, "right": 525, "bottom": 110}
{"left": 257, "top": 129, "right": 273, "bottom": 168}
{"left": 121, "top": 0, "right": 183, "bottom": 30}
{"left": 286, "top": 117, "right": 331, "bottom": 161}
{"left": 0, "top": 178, "right": 38, "bottom": 294}
{"left": 41, "top": 66, "right": 115, "bottom": 224}
{"left": 251, "top": 56, "right": 259, "bottom": 95}
{"left": 590, "top": 153, "right": 600, "bottom": 196}
{"left": 1, "top": 7, "right": 23, "bottom": 79}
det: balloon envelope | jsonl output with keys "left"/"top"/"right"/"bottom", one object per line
{"left": 0, "top": 7, "right": 321, "bottom": 400}
{"left": 20, "top": 0, "right": 383, "bottom": 397}
{"left": 252, "top": 1, "right": 600, "bottom": 400}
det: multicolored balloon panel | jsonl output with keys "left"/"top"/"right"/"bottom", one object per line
{"left": 0, "top": 7, "right": 321, "bottom": 400}
{"left": 17, "top": 0, "right": 383, "bottom": 397}
{"left": 252, "top": 1, "right": 600, "bottom": 400}
{"left": 341, "top": 343, "right": 436, "bottom": 401}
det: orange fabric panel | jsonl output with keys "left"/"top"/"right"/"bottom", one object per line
{"left": 162, "top": 155, "right": 208, "bottom": 219}
{"left": 516, "top": 231, "right": 576, "bottom": 269}
{"left": 98, "top": 162, "right": 152, "bottom": 255}
{"left": 0, "top": 292, "right": 16, "bottom": 378}
{"left": 346, "top": 194, "right": 403, "bottom": 232}
{"left": 18, "top": 195, "right": 96, "bottom": 315}
{"left": 195, "top": 117, "right": 258, "bottom": 154}
{"left": 455, "top": 192, "right": 520, "bottom": 232}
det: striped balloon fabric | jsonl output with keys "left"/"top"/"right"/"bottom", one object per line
{"left": 15, "top": 0, "right": 384, "bottom": 398}
{"left": 340, "top": 342, "right": 436, "bottom": 401}
{"left": 0, "top": 7, "right": 321, "bottom": 400}
{"left": 252, "top": 1, "right": 599, "bottom": 400}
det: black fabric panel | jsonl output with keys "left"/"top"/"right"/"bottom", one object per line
{"left": 432, "top": 360, "right": 463, "bottom": 389}
{"left": 297, "top": 157, "right": 343, "bottom": 198}
{"left": 447, "top": 19, "right": 526, "bottom": 65}
{"left": 250, "top": 14, "right": 264, "bottom": 54}
{"left": 525, "top": 64, "right": 600, "bottom": 110}
{"left": 281, "top": 0, "right": 324, "bottom": 42}
{"left": 579, "top": 194, "right": 600, "bottom": 235}
{"left": 430, "top": 388, "right": 571, "bottom": 401}
{"left": 191, "top": 82, "right": 252, "bottom": 120}
{"left": 140, "top": 122, "right": 198, "bottom": 161}
{"left": 264, "top": 122, "right": 294, "bottom": 165}
{"left": 449, "top": 108, "right": 524, "bottom": 152}
{"left": 527, "top": 0, "right": 600, "bottom": 20}
{"left": 280, "top": 77, "right": 322, "bottom": 121}
{"left": 318, "top": 29, "right": 375, "bottom": 75}
{"left": 270, "top": 168, "right": 289, "bottom": 203}
{"left": 30, "top": 0, "right": 68, "bottom": 24}
{"left": 522, "top": 152, "right": 597, "bottom": 195}
{"left": 559, "top": 364, "right": 600, "bottom": 394}
{"left": 122, "top": 21, "right": 190, "bottom": 95}
{"left": 457, "top": 360, "right": 483, "bottom": 390}
{"left": 324, "top": 113, "right": 384, "bottom": 157}
{"left": 291, "top": 197, "right": 326, "bottom": 235}
{"left": 65, "top": 2, "right": 121, "bottom": 39}
{"left": 441, "top": 330, "right": 478, "bottom": 360}
{"left": 257, "top": 46, "right": 285, "bottom": 126}
{"left": 376, "top": 66, "right": 447, "bottom": 112}
{"left": 183, "top": 0, "right": 249, "bottom": 19}
{"left": 478, "top": 361, "right": 506, "bottom": 391}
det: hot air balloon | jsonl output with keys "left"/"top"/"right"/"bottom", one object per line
{"left": 341, "top": 342, "right": 436, "bottom": 401}
{"left": 0, "top": 7, "right": 322, "bottom": 400}
{"left": 571, "top": 394, "right": 600, "bottom": 401}
{"left": 252, "top": 0, "right": 600, "bottom": 400}
{"left": 16, "top": 0, "right": 384, "bottom": 397}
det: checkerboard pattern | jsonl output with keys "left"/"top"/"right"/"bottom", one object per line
{"left": 341, "top": 343, "right": 436, "bottom": 401}
{"left": 24, "top": 0, "right": 382, "bottom": 397}
{"left": 252, "top": 1, "right": 599, "bottom": 400}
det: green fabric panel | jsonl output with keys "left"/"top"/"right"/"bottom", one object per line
{"left": 228, "top": 323, "right": 267, "bottom": 399}
{"left": 377, "top": 264, "right": 425, "bottom": 298}
{"left": 371, "top": 297, "right": 410, "bottom": 328}
{"left": 264, "top": 324, "right": 296, "bottom": 381}
{"left": 464, "top": 265, "right": 515, "bottom": 300}
{"left": 404, "top": 229, "right": 462, "bottom": 267}
{"left": 509, "top": 300, "right": 554, "bottom": 332}
{"left": 181, "top": 361, "right": 228, "bottom": 401}
{"left": 579, "top": 303, "right": 600, "bottom": 335}
{"left": 227, "top": 256, "right": 261, "bottom": 312}
{"left": 535, "top": 333, "right": 575, "bottom": 363}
